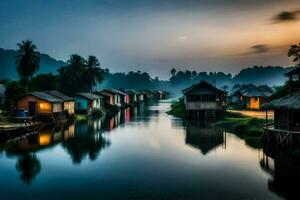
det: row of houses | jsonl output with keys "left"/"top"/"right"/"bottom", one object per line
{"left": 15, "top": 89, "right": 167, "bottom": 117}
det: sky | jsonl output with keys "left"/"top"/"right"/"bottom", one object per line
{"left": 1, "top": 0, "right": 300, "bottom": 79}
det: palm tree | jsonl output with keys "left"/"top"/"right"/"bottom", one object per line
{"left": 15, "top": 40, "right": 40, "bottom": 93}
{"left": 85, "top": 55, "right": 104, "bottom": 92}
{"left": 58, "top": 54, "right": 87, "bottom": 94}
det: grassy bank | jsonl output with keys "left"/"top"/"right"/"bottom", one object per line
{"left": 215, "top": 112, "right": 266, "bottom": 148}
{"left": 167, "top": 100, "right": 266, "bottom": 148}
{"left": 166, "top": 99, "right": 186, "bottom": 118}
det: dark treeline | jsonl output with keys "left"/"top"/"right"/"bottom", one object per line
{"left": 100, "top": 66, "right": 293, "bottom": 97}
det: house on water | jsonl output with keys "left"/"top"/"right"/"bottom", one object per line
{"left": 228, "top": 84, "right": 274, "bottom": 110}
{"left": 17, "top": 91, "right": 66, "bottom": 116}
{"left": 96, "top": 90, "right": 115, "bottom": 105}
{"left": 125, "top": 90, "right": 138, "bottom": 105}
{"left": 102, "top": 89, "right": 122, "bottom": 107}
{"left": 183, "top": 81, "right": 226, "bottom": 121}
{"left": 262, "top": 90, "right": 300, "bottom": 133}
{"left": 74, "top": 93, "right": 102, "bottom": 114}
{"left": 45, "top": 91, "right": 74, "bottom": 114}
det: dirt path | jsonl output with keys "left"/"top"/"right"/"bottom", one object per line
{"left": 228, "top": 109, "right": 274, "bottom": 119}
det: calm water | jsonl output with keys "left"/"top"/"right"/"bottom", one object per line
{"left": 0, "top": 102, "right": 298, "bottom": 200}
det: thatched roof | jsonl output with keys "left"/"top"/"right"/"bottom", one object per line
{"left": 183, "top": 81, "right": 225, "bottom": 95}
{"left": 262, "top": 90, "right": 300, "bottom": 110}
{"left": 230, "top": 84, "right": 273, "bottom": 98}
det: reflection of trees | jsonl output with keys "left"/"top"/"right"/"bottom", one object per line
{"left": 185, "top": 121, "right": 225, "bottom": 155}
{"left": 62, "top": 120, "right": 110, "bottom": 164}
{"left": 16, "top": 153, "right": 41, "bottom": 185}
{"left": 260, "top": 148, "right": 300, "bottom": 199}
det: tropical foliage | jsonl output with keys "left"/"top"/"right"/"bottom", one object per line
{"left": 15, "top": 40, "right": 40, "bottom": 92}
{"left": 58, "top": 54, "right": 105, "bottom": 95}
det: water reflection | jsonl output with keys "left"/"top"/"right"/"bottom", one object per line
{"left": 16, "top": 153, "right": 41, "bottom": 185}
{"left": 62, "top": 119, "right": 110, "bottom": 164}
{"left": 185, "top": 121, "right": 226, "bottom": 155}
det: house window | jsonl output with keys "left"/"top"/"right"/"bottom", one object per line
{"left": 77, "top": 102, "right": 81, "bottom": 108}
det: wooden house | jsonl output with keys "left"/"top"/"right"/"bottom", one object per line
{"left": 45, "top": 91, "right": 74, "bottom": 114}
{"left": 96, "top": 90, "right": 115, "bottom": 105}
{"left": 132, "top": 89, "right": 144, "bottom": 102}
{"left": 113, "top": 89, "right": 129, "bottom": 106}
{"left": 125, "top": 90, "right": 138, "bottom": 105}
{"left": 74, "top": 93, "right": 103, "bottom": 114}
{"left": 102, "top": 89, "right": 122, "bottom": 107}
{"left": 228, "top": 84, "right": 273, "bottom": 110}
{"left": 183, "top": 81, "right": 226, "bottom": 121}
{"left": 262, "top": 90, "right": 300, "bottom": 132}
{"left": 17, "top": 91, "right": 63, "bottom": 116}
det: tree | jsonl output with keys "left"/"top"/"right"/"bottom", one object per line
{"left": 4, "top": 81, "right": 25, "bottom": 112}
{"left": 16, "top": 153, "right": 41, "bottom": 185}
{"left": 58, "top": 54, "right": 86, "bottom": 95}
{"left": 85, "top": 56, "right": 104, "bottom": 92}
{"left": 170, "top": 68, "right": 176, "bottom": 77}
{"left": 288, "top": 43, "right": 300, "bottom": 65}
{"left": 15, "top": 40, "right": 40, "bottom": 93}
{"left": 29, "top": 73, "right": 60, "bottom": 91}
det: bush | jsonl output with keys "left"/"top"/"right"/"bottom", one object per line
{"left": 166, "top": 99, "right": 186, "bottom": 118}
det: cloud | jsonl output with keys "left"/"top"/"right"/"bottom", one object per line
{"left": 272, "top": 9, "right": 300, "bottom": 23}
{"left": 250, "top": 44, "right": 270, "bottom": 54}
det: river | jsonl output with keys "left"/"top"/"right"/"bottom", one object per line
{"left": 0, "top": 102, "right": 298, "bottom": 200}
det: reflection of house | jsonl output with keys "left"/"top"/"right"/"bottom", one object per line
{"left": 185, "top": 122, "right": 225, "bottom": 155}
{"left": 74, "top": 93, "right": 103, "bottom": 114}
{"left": 228, "top": 84, "right": 274, "bottom": 110}
{"left": 262, "top": 91, "right": 300, "bottom": 132}
{"left": 183, "top": 81, "right": 226, "bottom": 121}
{"left": 17, "top": 91, "right": 64, "bottom": 116}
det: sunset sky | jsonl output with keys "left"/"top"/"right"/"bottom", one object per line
{"left": 1, "top": 0, "right": 300, "bottom": 79}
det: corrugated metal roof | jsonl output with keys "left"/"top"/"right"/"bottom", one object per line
{"left": 30, "top": 91, "right": 63, "bottom": 103}
{"left": 75, "top": 93, "right": 102, "bottom": 100}
{"left": 262, "top": 90, "right": 300, "bottom": 110}
{"left": 97, "top": 90, "right": 114, "bottom": 97}
{"left": 45, "top": 91, "right": 73, "bottom": 101}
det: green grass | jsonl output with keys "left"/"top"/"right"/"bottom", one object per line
{"left": 215, "top": 113, "right": 266, "bottom": 148}
{"left": 166, "top": 100, "right": 186, "bottom": 118}
{"left": 75, "top": 115, "right": 88, "bottom": 121}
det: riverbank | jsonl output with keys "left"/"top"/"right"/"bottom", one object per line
{"left": 215, "top": 112, "right": 265, "bottom": 148}
{"left": 167, "top": 100, "right": 266, "bottom": 148}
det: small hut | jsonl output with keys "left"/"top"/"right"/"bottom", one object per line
{"left": 45, "top": 91, "right": 74, "bottom": 114}
{"left": 262, "top": 90, "right": 300, "bottom": 132}
{"left": 74, "top": 93, "right": 103, "bottom": 114}
{"left": 96, "top": 90, "right": 115, "bottom": 105}
{"left": 17, "top": 91, "right": 63, "bottom": 116}
{"left": 183, "top": 81, "right": 226, "bottom": 121}
{"left": 228, "top": 84, "right": 273, "bottom": 110}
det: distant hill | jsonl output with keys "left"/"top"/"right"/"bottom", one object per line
{"left": 0, "top": 48, "right": 66, "bottom": 80}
